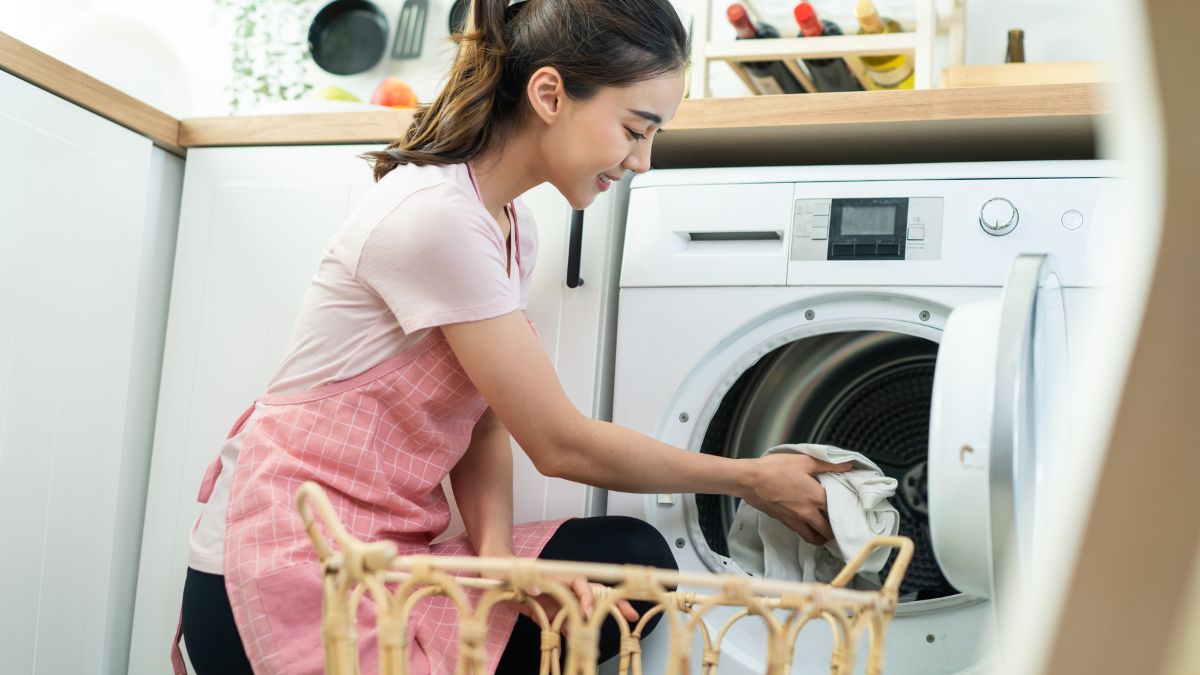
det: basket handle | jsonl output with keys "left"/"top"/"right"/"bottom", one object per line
{"left": 829, "top": 535, "right": 916, "bottom": 597}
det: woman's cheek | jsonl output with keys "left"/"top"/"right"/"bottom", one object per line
{"left": 604, "top": 133, "right": 630, "bottom": 166}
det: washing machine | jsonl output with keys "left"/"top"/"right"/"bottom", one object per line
{"left": 605, "top": 161, "right": 1118, "bottom": 673}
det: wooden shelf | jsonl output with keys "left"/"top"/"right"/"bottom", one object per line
{"left": 178, "top": 83, "right": 1105, "bottom": 168}
{"left": 942, "top": 62, "right": 1110, "bottom": 88}
{"left": 653, "top": 83, "right": 1104, "bottom": 167}
{"left": 178, "top": 109, "right": 415, "bottom": 148}
{"left": 705, "top": 33, "right": 918, "bottom": 62}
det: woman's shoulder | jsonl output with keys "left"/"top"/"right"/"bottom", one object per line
{"left": 374, "top": 161, "right": 481, "bottom": 218}
{"left": 330, "top": 162, "right": 492, "bottom": 274}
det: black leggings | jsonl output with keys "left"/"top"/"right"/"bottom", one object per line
{"left": 181, "top": 516, "right": 677, "bottom": 674}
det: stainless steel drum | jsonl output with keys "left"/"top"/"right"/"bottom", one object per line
{"left": 694, "top": 330, "right": 958, "bottom": 601}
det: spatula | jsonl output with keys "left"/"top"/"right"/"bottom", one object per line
{"left": 391, "top": 0, "right": 428, "bottom": 59}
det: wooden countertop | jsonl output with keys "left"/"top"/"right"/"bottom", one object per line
{"left": 0, "top": 31, "right": 183, "bottom": 155}
{"left": 2, "top": 29, "right": 1108, "bottom": 167}
{"left": 179, "top": 83, "right": 1104, "bottom": 167}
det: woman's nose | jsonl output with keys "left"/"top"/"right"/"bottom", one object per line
{"left": 622, "top": 143, "right": 652, "bottom": 174}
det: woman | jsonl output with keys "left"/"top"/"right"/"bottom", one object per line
{"left": 177, "top": 1, "right": 848, "bottom": 673}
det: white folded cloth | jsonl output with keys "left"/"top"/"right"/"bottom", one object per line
{"left": 726, "top": 443, "right": 900, "bottom": 588}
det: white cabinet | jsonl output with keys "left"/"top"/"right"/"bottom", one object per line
{"left": 0, "top": 70, "right": 182, "bottom": 675}
{"left": 127, "top": 145, "right": 379, "bottom": 674}
{"left": 511, "top": 182, "right": 632, "bottom": 523}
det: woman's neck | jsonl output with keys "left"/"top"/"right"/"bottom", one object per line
{"left": 470, "top": 132, "right": 543, "bottom": 221}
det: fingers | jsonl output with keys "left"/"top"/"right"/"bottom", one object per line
{"left": 788, "top": 518, "right": 823, "bottom": 546}
{"left": 806, "top": 458, "right": 854, "bottom": 473}
{"left": 571, "top": 577, "right": 639, "bottom": 624}
{"left": 525, "top": 577, "right": 639, "bottom": 625}
{"left": 805, "top": 508, "right": 834, "bottom": 542}
{"left": 618, "top": 599, "right": 640, "bottom": 622}
{"left": 572, "top": 577, "right": 595, "bottom": 619}
{"left": 811, "top": 483, "right": 828, "bottom": 511}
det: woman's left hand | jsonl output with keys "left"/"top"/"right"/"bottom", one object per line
{"left": 488, "top": 570, "right": 639, "bottom": 627}
{"left": 533, "top": 575, "right": 640, "bottom": 625}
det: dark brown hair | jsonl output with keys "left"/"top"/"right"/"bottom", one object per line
{"left": 361, "top": 0, "right": 689, "bottom": 181}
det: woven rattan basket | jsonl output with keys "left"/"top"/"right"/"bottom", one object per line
{"left": 296, "top": 481, "right": 914, "bottom": 675}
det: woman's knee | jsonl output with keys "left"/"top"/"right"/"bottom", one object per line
{"left": 599, "top": 515, "right": 678, "bottom": 571}
{"left": 545, "top": 516, "right": 677, "bottom": 571}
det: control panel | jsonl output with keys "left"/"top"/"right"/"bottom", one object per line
{"left": 790, "top": 197, "right": 944, "bottom": 261}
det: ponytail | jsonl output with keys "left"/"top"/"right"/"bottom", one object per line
{"left": 362, "top": 0, "right": 515, "bottom": 180}
{"left": 362, "top": 0, "right": 689, "bottom": 182}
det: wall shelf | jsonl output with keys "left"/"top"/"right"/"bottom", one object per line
{"left": 704, "top": 32, "right": 919, "bottom": 61}
{"left": 689, "top": 0, "right": 945, "bottom": 94}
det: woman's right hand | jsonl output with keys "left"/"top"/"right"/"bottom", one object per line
{"left": 740, "top": 454, "right": 853, "bottom": 545}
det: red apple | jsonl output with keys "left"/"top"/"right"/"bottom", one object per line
{"left": 370, "top": 78, "right": 418, "bottom": 108}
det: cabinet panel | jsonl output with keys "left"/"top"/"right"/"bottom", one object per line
{"left": 0, "top": 71, "right": 181, "bottom": 675}
{"left": 128, "top": 145, "right": 378, "bottom": 674}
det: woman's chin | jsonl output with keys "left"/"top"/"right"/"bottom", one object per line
{"left": 546, "top": 178, "right": 601, "bottom": 210}
{"left": 565, "top": 189, "right": 598, "bottom": 211}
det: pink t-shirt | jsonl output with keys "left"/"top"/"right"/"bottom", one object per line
{"left": 188, "top": 161, "right": 537, "bottom": 573}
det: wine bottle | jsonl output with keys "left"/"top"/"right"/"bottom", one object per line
{"left": 1006, "top": 28, "right": 1026, "bottom": 63}
{"left": 793, "top": 2, "right": 863, "bottom": 92}
{"left": 855, "top": 0, "right": 914, "bottom": 89}
{"left": 726, "top": 3, "right": 806, "bottom": 95}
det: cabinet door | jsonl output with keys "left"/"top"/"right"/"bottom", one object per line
{"left": 511, "top": 182, "right": 633, "bottom": 523}
{"left": 127, "top": 144, "right": 379, "bottom": 674}
{"left": 0, "top": 71, "right": 182, "bottom": 675}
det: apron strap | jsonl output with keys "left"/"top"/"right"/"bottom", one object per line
{"left": 170, "top": 610, "right": 187, "bottom": 675}
{"left": 197, "top": 403, "right": 257, "bottom": 503}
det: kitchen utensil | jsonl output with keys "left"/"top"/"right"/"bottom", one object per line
{"left": 391, "top": 0, "right": 428, "bottom": 60}
{"left": 308, "top": 0, "right": 389, "bottom": 76}
{"left": 448, "top": 0, "right": 470, "bottom": 34}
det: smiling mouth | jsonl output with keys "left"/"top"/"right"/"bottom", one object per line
{"left": 597, "top": 173, "right": 620, "bottom": 185}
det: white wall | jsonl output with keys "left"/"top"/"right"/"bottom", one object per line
{"left": 0, "top": 0, "right": 460, "bottom": 117}
{"left": 1, "top": 0, "right": 1107, "bottom": 117}
{"left": 963, "top": 0, "right": 1107, "bottom": 65}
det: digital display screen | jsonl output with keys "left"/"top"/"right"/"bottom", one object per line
{"left": 840, "top": 205, "right": 897, "bottom": 236}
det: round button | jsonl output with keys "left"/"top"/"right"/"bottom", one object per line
{"left": 979, "top": 198, "right": 1019, "bottom": 236}
{"left": 1061, "top": 209, "right": 1084, "bottom": 230}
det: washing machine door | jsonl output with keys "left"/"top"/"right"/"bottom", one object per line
{"left": 928, "top": 254, "right": 1068, "bottom": 610}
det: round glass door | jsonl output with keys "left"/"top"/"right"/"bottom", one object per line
{"left": 929, "top": 254, "right": 1068, "bottom": 615}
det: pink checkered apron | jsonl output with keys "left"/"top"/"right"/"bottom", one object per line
{"left": 173, "top": 326, "right": 564, "bottom": 675}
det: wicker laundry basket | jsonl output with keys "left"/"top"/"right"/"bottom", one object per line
{"left": 296, "top": 481, "right": 914, "bottom": 675}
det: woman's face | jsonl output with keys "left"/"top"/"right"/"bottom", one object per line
{"left": 540, "top": 71, "right": 685, "bottom": 209}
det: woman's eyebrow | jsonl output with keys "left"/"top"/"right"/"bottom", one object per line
{"left": 629, "top": 109, "right": 663, "bottom": 125}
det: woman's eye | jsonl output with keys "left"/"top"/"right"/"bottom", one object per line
{"left": 625, "top": 127, "right": 648, "bottom": 142}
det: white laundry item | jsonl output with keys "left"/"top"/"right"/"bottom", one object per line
{"left": 727, "top": 443, "right": 900, "bottom": 588}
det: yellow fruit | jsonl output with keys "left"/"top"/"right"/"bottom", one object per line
{"left": 316, "top": 85, "right": 361, "bottom": 102}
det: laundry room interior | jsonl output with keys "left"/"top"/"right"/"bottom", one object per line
{"left": 2, "top": 0, "right": 1198, "bottom": 673}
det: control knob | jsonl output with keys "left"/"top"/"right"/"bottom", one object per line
{"left": 979, "top": 198, "right": 1019, "bottom": 236}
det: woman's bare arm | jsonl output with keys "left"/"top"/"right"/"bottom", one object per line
{"left": 443, "top": 312, "right": 753, "bottom": 494}
{"left": 450, "top": 407, "right": 515, "bottom": 556}
{"left": 442, "top": 311, "right": 848, "bottom": 544}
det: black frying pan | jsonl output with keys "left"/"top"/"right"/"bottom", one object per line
{"left": 449, "top": 0, "right": 470, "bottom": 34}
{"left": 309, "top": 0, "right": 389, "bottom": 75}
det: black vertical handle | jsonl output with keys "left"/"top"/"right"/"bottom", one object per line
{"left": 566, "top": 209, "right": 585, "bottom": 288}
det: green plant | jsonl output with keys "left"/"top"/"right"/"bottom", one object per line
{"left": 215, "top": 0, "right": 321, "bottom": 113}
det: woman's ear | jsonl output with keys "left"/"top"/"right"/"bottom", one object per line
{"left": 526, "top": 66, "right": 565, "bottom": 126}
